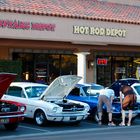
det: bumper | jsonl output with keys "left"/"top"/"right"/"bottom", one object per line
{"left": 112, "top": 110, "right": 139, "bottom": 118}
{"left": 46, "top": 113, "right": 89, "bottom": 122}
{"left": 0, "top": 114, "right": 26, "bottom": 124}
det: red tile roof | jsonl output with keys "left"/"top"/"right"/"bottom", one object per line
{"left": 0, "top": 0, "right": 140, "bottom": 24}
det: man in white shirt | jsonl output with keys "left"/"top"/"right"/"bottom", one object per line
{"left": 98, "top": 88, "right": 116, "bottom": 126}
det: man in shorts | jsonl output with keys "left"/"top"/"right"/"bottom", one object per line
{"left": 98, "top": 88, "right": 116, "bottom": 126}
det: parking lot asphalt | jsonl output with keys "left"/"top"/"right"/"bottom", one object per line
{"left": 0, "top": 117, "right": 140, "bottom": 139}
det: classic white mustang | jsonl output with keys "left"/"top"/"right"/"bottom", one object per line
{"left": 2, "top": 75, "right": 90, "bottom": 126}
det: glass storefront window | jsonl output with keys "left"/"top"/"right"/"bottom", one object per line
{"left": 133, "top": 58, "right": 140, "bottom": 80}
{"left": 12, "top": 52, "right": 77, "bottom": 84}
{"left": 96, "top": 56, "right": 139, "bottom": 87}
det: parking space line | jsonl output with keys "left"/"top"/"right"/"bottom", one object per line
{"left": 20, "top": 125, "right": 50, "bottom": 132}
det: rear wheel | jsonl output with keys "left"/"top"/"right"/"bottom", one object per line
{"left": 34, "top": 110, "right": 47, "bottom": 126}
{"left": 4, "top": 123, "right": 18, "bottom": 130}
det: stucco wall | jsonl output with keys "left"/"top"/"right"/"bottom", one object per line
{"left": 0, "top": 12, "right": 140, "bottom": 46}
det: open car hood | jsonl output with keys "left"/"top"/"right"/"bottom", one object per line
{"left": 40, "top": 75, "right": 82, "bottom": 100}
{"left": 0, "top": 73, "right": 17, "bottom": 98}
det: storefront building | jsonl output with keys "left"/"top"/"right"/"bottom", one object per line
{"left": 0, "top": 0, "right": 140, "bottom": 86}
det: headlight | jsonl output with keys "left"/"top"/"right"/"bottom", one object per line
{"left": 85, "top": 105, "right": 90, "bottom": 111}
{"left": 52, "top": 107, "right": 58, "bottom": 112}
{"left": 19, "top": 106, "right": 26, "bottom": 112}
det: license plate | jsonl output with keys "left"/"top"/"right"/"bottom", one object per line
{"left": 70, "top": 117, "right": 76, "bottom": 120}
{"left": 0, "top": 118, "right": 9, "bottom": 124}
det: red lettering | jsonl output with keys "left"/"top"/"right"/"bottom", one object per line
{"left": 31, "top": 22, "right": 55, "bottom": 31}
{"left": 2, "top": 20, "right": 9, "bottom": 28}
{"left": 97, "top": 58, "right": 107, "bottom": 65}
{"left": 7, "top": 21, "right": 14, "bottom": 28}
{"left": 0, "top": 19, "right": 55, "bottom": 31}
{"left": 18, "top": 21, "right": 30, "bottom": 30}
{"left": 0, "top": 20, "right": 3, "bottom": 27}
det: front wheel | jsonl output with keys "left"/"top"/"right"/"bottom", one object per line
{"left": 34, "top": 110, "right": 47, "bottom": 126}
{"left": 4, "top": 123, "right": 18, "bottom": 130}
{"left": 93, "top": 110, "right": 99, "bottom": 123}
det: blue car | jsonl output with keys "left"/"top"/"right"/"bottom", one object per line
{"left": 67, "top": 83, "right": 139, "bottom": 124}
{"left": 108, "top": 78, "right": 140, "bottom": 97}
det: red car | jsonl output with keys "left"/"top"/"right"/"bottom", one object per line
{"left": 0, "top": 73, "right": 26, "bottom": 130}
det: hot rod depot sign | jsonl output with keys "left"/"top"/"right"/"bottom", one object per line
{"left": 0, "top": 19, "right": 56, "bottom": 31}
{"left": 73, "top": 25, "right": 127, "bottom": 38}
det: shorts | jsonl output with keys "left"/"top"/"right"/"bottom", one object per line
{"left": 98, "top": 95, "right": 112, "bottom": 113}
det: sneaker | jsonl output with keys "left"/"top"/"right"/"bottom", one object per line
{"left": 127, "top": 123, "right": 131, "bottom": 126}
{"left": 119, "top": 122, "right": 125, "bottom": 126}
{"left": 108, "top": 122, "right": 116, "bottom": 126}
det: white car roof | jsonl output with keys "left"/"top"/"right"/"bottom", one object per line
{"left": 10, "top": 82, "right": 48, "bottom": 88}
{"left": 131, "top": 83, "right": 140, "bottom": 87}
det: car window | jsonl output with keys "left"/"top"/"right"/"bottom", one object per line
{"left": 83, "top": 86, "right": 97, "bottom": 96}
{"left": 69, "top": 87, "right": 80, "bottom": 96}
{"left": 133, "top": 86, "right": 140, "bottom": 95}
{"left": 6, "top": 86, "right": 26, "bottom": 98}
{"left": 25, "top": 86, "right": 47, "bottom": 98}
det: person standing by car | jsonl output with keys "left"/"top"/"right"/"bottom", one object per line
{"left": 119, "top": 85, "right": 137, "bottom": 126}
{"left": 98, "top": 88, "right": 116, "bottom": 126}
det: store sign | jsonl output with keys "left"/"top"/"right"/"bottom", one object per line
{"left": 0, "top": 19, "right": 56, "bottom": 31}
{"left": 97, "top": 58, "right": 108, "bottom": 65}
{"left": 73, "top": 25, "right": 126, "bottom": 38}
{"left": 35, "top": 63, "right": 47, "bottom": 77}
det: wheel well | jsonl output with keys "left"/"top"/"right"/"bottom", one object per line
{"left": 34, "top": 109, "right": 45, "bottom": 118}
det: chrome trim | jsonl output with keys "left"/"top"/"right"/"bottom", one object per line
{"left": 47, "top": 113, "right": 89, "bottom": 117}
{"left": 0, "top": 114, "right": 26, "bottom": 119}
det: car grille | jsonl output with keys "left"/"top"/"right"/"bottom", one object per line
{"left": 57, "top": 103, "right": 85, "bottom": 112}
{"left": 0, "top": 102, "right": 18, "bottom": 113}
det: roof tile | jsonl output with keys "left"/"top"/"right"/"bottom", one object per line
{"left": 0, "top": 0, "right": 140, "bottom": 24}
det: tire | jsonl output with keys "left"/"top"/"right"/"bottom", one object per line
{"left": 34, "top": 110, "right": 47, "bottom": 126}
{"left": 93, "top": 109, "right": 99, "bottom": 123}
{"left": 4, "top": 123, "right": 18, "bottom": 130}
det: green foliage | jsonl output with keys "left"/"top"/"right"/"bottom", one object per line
{"left": 0, "top": 60, "right": 22, "bottom": 81}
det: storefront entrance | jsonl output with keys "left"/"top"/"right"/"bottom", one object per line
{"left": 12, "top": 52, "right": 77, "bottom": 84}
{"left": 97, "top": 56, "right": 140, "bottom": 87}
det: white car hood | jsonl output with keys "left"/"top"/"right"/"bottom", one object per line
{"left": 40, "top": 75, "right": 82, "bottom": 100}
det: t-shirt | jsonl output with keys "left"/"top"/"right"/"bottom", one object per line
{"left": 99, "top": 89, "right": 115, "bottom": 99}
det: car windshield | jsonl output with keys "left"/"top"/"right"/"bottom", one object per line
{"left": 133, "top": 86, "right": 140, "bottom": 95}
{"left": 83, "top": 85, "right": 104, "bottom": 96}
{"left": 25, "top": 86, "right": 47, "bottom": 98}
